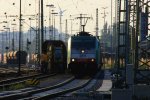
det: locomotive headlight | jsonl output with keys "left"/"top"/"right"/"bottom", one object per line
{"left": 72, "top": 59, "right": 75, "bottom": 62}
{"left": 91, "top": 59, "right": 94, "bottom": 62}
{"left": 81, "top": 50, "right": 85, "bottom": 53}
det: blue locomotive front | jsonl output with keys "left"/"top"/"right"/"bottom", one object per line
{"left": 67, "top": 33, "right": 102, "bottom": 76}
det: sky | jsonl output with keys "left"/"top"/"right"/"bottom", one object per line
{"left": 0, "top": 0, "right": 116, "bottom": 35}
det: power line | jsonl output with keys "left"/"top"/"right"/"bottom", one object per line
{"left": 71, "top": 0, "right": 80, "bottom": 13}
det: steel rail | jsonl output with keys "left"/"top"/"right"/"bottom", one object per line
{"left": 0, "top": 73, "right": 43, "bottom": 85}
{"left": 0, "top": 73, "right": 56, "bottom": 89}
{"left": 0, "top": 76, "right": 75, "bottom": 100}
{"left": 33, "top": 78, "right": 92, "bottom": 100}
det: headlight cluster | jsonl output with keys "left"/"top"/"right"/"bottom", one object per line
{"left": 91, "top": 59, "right": 95, "bottom": 62}
{"left": 72, "top": 59, "right": 75, "bottom": 62}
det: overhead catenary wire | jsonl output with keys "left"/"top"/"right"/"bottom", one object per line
{"left": 71, "top": 0, "right": 81, "bottom": 14}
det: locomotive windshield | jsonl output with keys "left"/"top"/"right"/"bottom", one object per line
{"left": 71, "top": 37, "right": 95, "bottom": 49}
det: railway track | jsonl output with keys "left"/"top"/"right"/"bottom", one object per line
{"left": 0, "top": 76, "right": 75, "bottom": 100}
{"left": 13, "top": 74, "right": 101, "bottom": 100}
{"left": 0, "top": 67, "right": 17, "bottom": 73}
{"left": 0, "top": 67, "right": 17, "bottom": 79}
{"left": 0, "top": 73, "right": 56, "bottom": 91}
{"left": 0, "top": 73, "right": 42, "bottom": 85}
{"left": 31, "top": 77, "right": 91, "bottom": 100}
{"left": 0, "top": 70, "right": 107, "bottom": 100}
{"left": 34, "top": 70, "right": 105, "bottom": 100}
{"left": 53, "top": 70, "right": 105, "bottom": 100}
{"left": 0, "top": 65, "right": 39, "bottom": 81}
{"left": 57, "top": 70, "right": 112, "bottom": 100}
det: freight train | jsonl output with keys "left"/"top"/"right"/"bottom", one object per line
{"left": 3, "top": 51, "right": 27, "bottom": 65}
{"left": 41, "top": 40, "right": 67, "bottom": 74}
{"left": 67, "top": 28, "right": 102, "bottom": 76}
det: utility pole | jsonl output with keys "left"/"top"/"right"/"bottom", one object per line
{"left": 46, "top": 4, "right": 54, "bottom": 40}
{"left": 101, "top": 7, "right": 108, "bottom": 69}
{"left": 70, "top": 15, "right": 74, "bottom": 35}
{"left": 58, "top": 5, "right": 66, "bottom": 40}
{"left": 51, "top": 11, "right": 58, "bottom": 40}
{"left": 41, "top": 0, "right": 44, "bottom": 45}
{"left": 37, "top": 0, "right": 41, "bottom": 67}
{"left": 11, "top": 23, "right": 16, "bottom": 51}
{"left": 51, "top": 10, "right": 54, "bottom": 40}
{"left": 29, "top": 18, "right": 34, "bottom": 42}
{"left": 65, "top": 19, "right": 68, "bottom": 42}
{"left": 12, "top": 28, "right": 15, "bottom": 51}
{"left": 101, "top": 7, "right": 108, "bottom": 28}
{"left": 135, "top": 0, "right": 140, "bottom": 84}
{"left": 18, "top": 0, "right": 22, "bottom": 76}
{"left": 96, "top": 8, "right": 99, "bottom": 36}
{"left": 0, "top": 30, "right": 5, "bottom": 63}
{"left": 1, "top": 33, "right": 3, "bottom": 63}
{"left": 4, "top": 27, "right": 10, "bottom": 51}
{"left": 111, "top": 0, "right": 113, "bottom": 68}
{"left": 59, "top": 13, "right": 62, "bottom": 40}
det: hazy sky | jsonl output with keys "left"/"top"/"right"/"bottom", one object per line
{"left": 0, "top": 0, "right": 116, "bottom": 35}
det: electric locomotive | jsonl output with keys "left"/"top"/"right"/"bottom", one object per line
{"left": 67, "top": 27, "right": 102, "bottom": 76}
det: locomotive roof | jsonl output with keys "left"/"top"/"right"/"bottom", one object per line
{"left": 71, "top": 34, "right": 100, "bottom": 42}
{"left": 43, "top": 40, "right": 66, "bottom": 47}
{"left": 42, "top": 40, "right": 66, "bottom": 53}
{"left": 75, "top": 31, "right": 93, "bottom": 36}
